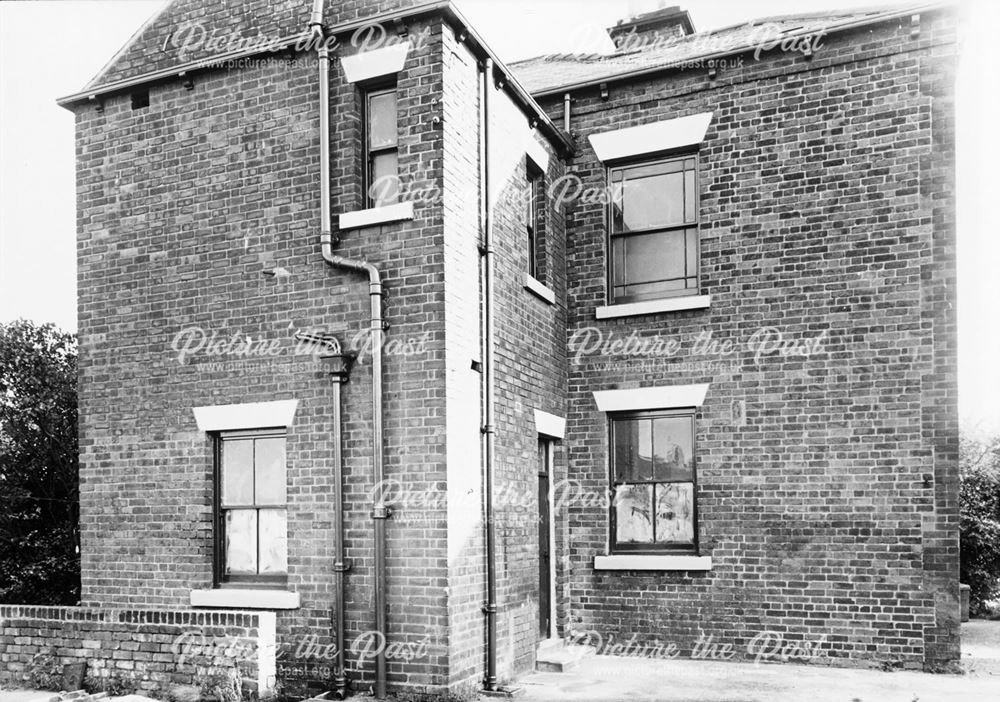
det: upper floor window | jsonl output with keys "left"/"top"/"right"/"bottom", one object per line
{"left": 365, "top": 84, "right": 399, "bottom": 208}
{"left": 608, "top": 155, "right": 699, "bottom": 304}
{"left": 215, "top": 429, "right": 288, "bottom": 585}
{"left": 527, "top": 161, "right": 544, "bottom": 282}
{"left": 610, "top": 410, "right": 697, "bottom": 553}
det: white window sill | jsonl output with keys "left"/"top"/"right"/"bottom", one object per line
{"left": 595, "top": 295, "right": 711, "bottom": 320}
{"left": 524, "top": 274, "right": 556, "bottom": 305}
{"left": 338, "top": 201, "right": 414, "bottom": 230}
{"left": 190, "top": 588, "right": 300, "bottom": 610}
{"left": 594, "top": 554, "right": 712, "bottom": 571}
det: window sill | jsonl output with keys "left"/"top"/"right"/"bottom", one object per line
{"left": 595, "top": 295, "right": 711, "bottom": 320}
{"left": 189, "top": 588, "right": 300, "bottom": 610}
{"left": 524, "top": 274, "right": 556, "bottom": 305}
{"left": 593, "top": 554, "right": 712, "bottom": 571}
{"left": 338, "top": 201, "right": 414, "bottom": 230}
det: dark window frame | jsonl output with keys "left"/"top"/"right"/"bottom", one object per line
{"left": 527, "top": 160, "right": 545, "bottom": 282}
{"left": 362, "top": 81, "right": 400, "bottom": 209}
{"left": 212, "top": 427, "right": 289, "bottom": 588}
{"left": 605, "top": 152, "right": 701, "bottom": 305}
{"left": 607, "top": 408, "right": 699, "bottom": 555}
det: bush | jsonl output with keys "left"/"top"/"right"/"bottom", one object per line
{"left": 959, "top": 433, "right": 1000, "bottom": 614}
{"left": 24, "top": 649, "right": 62, "bottom": 691}
{"left": 84, "top": 672, "right": 140, "bottom": 697}
{"left": 0, "top": 320, "right": 80, "bottom": 605}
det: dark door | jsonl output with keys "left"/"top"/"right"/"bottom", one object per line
{"left": 538, "top": 440, "right": 551, "bottom": 639}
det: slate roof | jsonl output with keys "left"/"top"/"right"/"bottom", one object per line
{"left": 82, "top": 0, "right": 427, "bottom": 92}
{"left": 509, "top": 4, "right": 929, "bottom": 95}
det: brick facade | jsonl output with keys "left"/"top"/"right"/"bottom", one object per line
{"left": 530, "top": 7, "right": 959, "bottom": 672}
{"left": 22, "top": 1, "right": 960, "bottom": 697}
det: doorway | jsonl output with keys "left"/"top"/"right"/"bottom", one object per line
{"left": 538, "top": 438, "right": 554, "bottom": 639}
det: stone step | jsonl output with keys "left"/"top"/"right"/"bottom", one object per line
{"left": 535, "top": 643, "right": 596, "bottom": 673}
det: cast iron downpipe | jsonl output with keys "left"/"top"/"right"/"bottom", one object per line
{"left": 480, "top": 57, "right": 499, "bottom": 694}
{"left": 311, "top": 2, "right": 390, "bottom": 698}
{"left": 296, "top": 331, "right": 354, "bottom": 699}
{"left": 329, "top": 363, "right": 351, "bottom": 699}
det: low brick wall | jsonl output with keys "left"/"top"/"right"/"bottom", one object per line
{"left": 0, "top": 606, "right": 276, "bottom": 698}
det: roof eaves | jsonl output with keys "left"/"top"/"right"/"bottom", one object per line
{"left": 527, "top": 1, "right": 948, "bottom": 98}
{"left": 57, "top": 0, "right": 574, "bottom": 156}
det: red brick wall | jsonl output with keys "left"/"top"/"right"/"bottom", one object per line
{"left": 486, "top": 88, "right": 568, "bottom": 679}
{"left": 71, "top": 6, "right": 570, "bottom": 695}
{"left": 531, "top": 8, "right": 959, "bottom": 672}
{"left": 74, "top": 16, "right": 455, "bottom": 696}
{"left": 0, "top": 606, "right": 274, "bottom": 697}
{"left": 438, "top": 26, "right": 569, "bottom": 688}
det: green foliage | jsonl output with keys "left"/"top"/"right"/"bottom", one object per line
{"left": 200, "top": 666, "right": 245, "bottom": 702}
{"left": 84, "top": 671, "right": 140, "bottom": 696}
{"left": 959, "top": 432, "right": 1000, "bottom": 614}
{"left": 25, "top": 649, "right": 62, "bottom": 691}
{"left": 0, "top": 319, "right": 80, "bottom": 605}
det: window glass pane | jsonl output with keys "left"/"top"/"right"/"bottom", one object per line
{"left": 368, "top": 91, "right": 397, "bottom": 149}
{"left": 611, "top": 197, "right": 624, "bottom": 234}
{"left": 225, "top": 509, "right": 258, "bottom": 574}
{"left": 622, "top": 170, "right": 684, "bottom": 231}
{"left": 652, "top": 416, "right": 693, "bottom": 481}
{"left": 626, "top": 278, "right": 690, "bottom": 298}
{"left": 613, "top": 419, "right": 652, "bottom": 482}
{"left": 655, "top": 483, "right": 695, "bottom": 544}
{"left": 636, "top": 419, "right": 653, "bottom": 481}
{"left": 684, "top": 168, "right": 696, "bottom": 221}
{"left": 371, "top": 152, "right": 399, "bottom": 206}
{"left": 612, "top": 419, "right": 633, "bottom": 482}
{"left": 685, "top": 228, "right": 698, "bottom": 276}
{"left": 258, "top": 509, "right": 288, "bottom": 574}
{"left": 221, "top": 439, "right": 253, "bottom": 506}
{"left": 624, "top": 230, "right": 686, "bottom": 286}
{"left": 254, "top": 437, "right": 286, "bottom": 506}
{"left": 615, "top": 484, "right": 654, "bottom": 544}
{"left": 611, "top": 236, "right": 626, "bottom": 291}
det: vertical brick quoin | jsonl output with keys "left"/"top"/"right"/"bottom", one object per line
{"left": 0, "top": 606, "right": 275, "bottom": 696}
{"left": 439, "top": 24, "right": 569, "bottom": 690}
{"left": 484, "top": 76, "right": 569, "bottom": 681}
{"left": 528, "top": 8, "right": 959, "bottom": 672}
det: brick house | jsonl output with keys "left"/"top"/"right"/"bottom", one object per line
{"left": 0, "top": 0, "right": 958, "bottom": 698}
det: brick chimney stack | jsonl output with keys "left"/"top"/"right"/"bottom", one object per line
{"left": 608, "top": 4, "right": 695, "bottom": 51}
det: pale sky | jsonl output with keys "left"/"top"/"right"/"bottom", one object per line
{"left": 0, "top": 0, "right": 997, "bottom": 435}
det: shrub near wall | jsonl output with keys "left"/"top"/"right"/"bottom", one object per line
{"left": 0, "top": 606, "right": 276, "bottom": 697}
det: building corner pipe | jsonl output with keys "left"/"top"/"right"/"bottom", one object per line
{"left": 312, "top": 0, "right": 389, "bottom": 697}
{"left": 480, "top": 57, "right": 499, "bottom": 693}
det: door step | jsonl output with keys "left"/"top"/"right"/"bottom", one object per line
{"left": 535, "top": 638, "right": 596, "bottom": 672}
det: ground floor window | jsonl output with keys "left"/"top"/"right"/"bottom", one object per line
{"left": 214, "top": 428, "right": 288, "bottom": 585}
{"left": 610, "top": 410, "right": 697, "bottom": 553}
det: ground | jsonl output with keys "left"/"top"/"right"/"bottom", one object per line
{"left": 2, "top": 623, "right": 998, "bottom": 702}
{"left": 509, "top": 621, "right": 1000, "bottom": 702}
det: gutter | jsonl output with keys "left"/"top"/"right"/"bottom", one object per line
{"left": 525, "top": 1, "right": 950, "bottom": 99}
{"left": 56, "top": 1, "right": 574, "bottom": 156}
